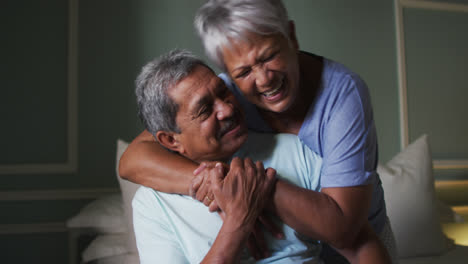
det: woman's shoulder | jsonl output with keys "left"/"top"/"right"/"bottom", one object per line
{"left": 311, "top": 56, "right": 372, "bottom": 113}
{"left": 322, "top": 58, "right": 367, "bottom": 91}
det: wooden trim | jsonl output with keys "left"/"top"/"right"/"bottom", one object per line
{"left": 394, "top": 0, "right": 409, "bottom": 149}
{"left": 435, "top": 179, "right": 468, "bottom": 189}
{"left": 434, "top": 160, "right": 468, "bottom": 169}
{"left": 67, "top": 0, "right": 79, "bottom": 173}
{"left": 401, "top": 0, "right": 468, "bottom": 13}
{"left": 435, "top": 180, "right": 468, "bottom": 205}
{"left": 0, "top": 188, "right": 119, "bottom": 201}
{"left": 0, "top": 222, "right": 67, "bottom": 235}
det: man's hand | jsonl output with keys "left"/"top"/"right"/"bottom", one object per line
{"left": 210, "top": 158, "right": 277, "bottom": 233}
{"left": 193, "top": 158, "right": 282, "bottom": 260}
{"left": 246, "top": 213, "right": 285, "bottom": 260}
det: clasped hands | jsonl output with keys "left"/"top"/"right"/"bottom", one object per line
{"left": 189, "top": 157, "right": 283, "bottom": 260}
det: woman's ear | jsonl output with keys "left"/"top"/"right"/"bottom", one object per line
{"left": 156, "top": 131, "right": 184, "bottom": 154}
{"left": 288, "top": 20, "right": 299, "bottom": 50}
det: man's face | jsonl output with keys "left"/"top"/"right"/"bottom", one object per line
{"left": 168, "top": 64, "right": 248, "bottom": 163}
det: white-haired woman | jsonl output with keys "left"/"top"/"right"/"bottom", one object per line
{"left": 120, "top": 0, "right": 397, "bottom": 263}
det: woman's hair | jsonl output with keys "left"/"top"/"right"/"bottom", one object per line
{"left": 194, "top": 0, "right": 290, "bottom": 70}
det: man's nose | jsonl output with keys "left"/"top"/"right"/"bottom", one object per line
{"left": 215, "top": 99, "right": 234, "bottom": 120}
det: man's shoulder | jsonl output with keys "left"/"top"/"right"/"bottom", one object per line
{"left": 241, "top": 131, "right": 320, "bottom": 168}
{"left": 133, "top": 186, "right": 192, "bottom": 212}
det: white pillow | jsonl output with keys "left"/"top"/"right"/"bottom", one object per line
{"left": 82, "top": 234, "right": 131, "bottom": 262}
{"left": 379, "top": 134, "right": 450, "bottom": 258}
{"left": 116, "top": 139, "right": 141, "bottom": 254}
{"left": 93, "top": 253, "right": 140, "bottom": 264}
{"left": 66, "top": 194, "right": 126, "bottom": 233}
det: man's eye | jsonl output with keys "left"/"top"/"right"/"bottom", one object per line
{"left": 198, "top": 106, "right": 212, "bottom": 119}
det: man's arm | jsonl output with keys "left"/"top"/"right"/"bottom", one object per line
{"left": 119, "top": 130, "right": 198, "bottom": 194}
{"left": 133, "top": 188, "right": 190, "bottom": 264}
{"left": 201, "top": 159, "right": 277, "bottom": 264}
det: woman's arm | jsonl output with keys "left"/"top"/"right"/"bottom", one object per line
{"left": 271, "top": 182, "right": 372, "bottom": 249}
{"left": 271, "top": 73, "right": 380, "bottom": 250}
{"left": 118, "top": 129, "right": 198, "bottom": 194}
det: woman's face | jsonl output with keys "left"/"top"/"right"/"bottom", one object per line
{"left": 221, "top": 31, "right": 300, "bottom": 113}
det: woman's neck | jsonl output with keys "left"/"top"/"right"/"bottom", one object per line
{"left": 259, "top": 52, "right": 323, "bottom": 134}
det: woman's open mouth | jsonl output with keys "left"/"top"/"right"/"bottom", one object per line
{"left": 261, "top": 79, "right": 285, "bottom": 102}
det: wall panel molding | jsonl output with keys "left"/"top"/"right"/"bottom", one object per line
{"left": 0, "top": 0, "right": 79, "bottom": 175}
{"left": 394, "top": 0, "right": 409, "bottom": 149}
{"left": 435, "top": 179, "right": 468, "bottom": 205}
{"left": 394, "top": 0, "right": 468, "bottom": 170}
{"left": 434, "top": 160, "right": 468, "bottom": 169}
{"left": 401, "top": 0, "right": 468, "bottom": 13}
{"left": 0, "top": 188, "right": 118, "bottom": 201}
{"left": 0, "top": 222, "right": 67, "bottom": 235}
{"left": 0, "top": 187, "right": 118, "bottom": 235}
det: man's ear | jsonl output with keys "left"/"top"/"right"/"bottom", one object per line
{"left": 156, "top": 131, "right": 185, "bottom": 154}
{"left": 288, "top": 20, "right": 299, "bottom": 50}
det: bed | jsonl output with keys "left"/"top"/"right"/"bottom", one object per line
{"left": 67, "top": 135, "right": 468, "bottom": 263}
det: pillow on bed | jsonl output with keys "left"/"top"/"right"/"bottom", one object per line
{"left": 378, "top": 134, "right": 450, "bottom": 258}
{"left": 66, "top": 194, "right": 126, "bottom": 233}
{"left": 89, "top": 253, "right": 140, "bottom": 264}
{"left": 82, "top": 233, "right": 131, "bottom": 263}
{"left": 115, "top": 139, "right": 140, "bottom": 255}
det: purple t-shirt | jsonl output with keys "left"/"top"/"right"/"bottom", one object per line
{"left": 219, "top": 55, "right": 386, "bottom": 233}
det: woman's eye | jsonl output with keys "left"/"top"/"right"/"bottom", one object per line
{"left": 264, "top": 52, "right": 277, "bottom": 62}
{"left": 236, "top": 69, "right": 251, "bottom": 78}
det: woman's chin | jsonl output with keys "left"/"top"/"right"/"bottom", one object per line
{"left": 259, "top": 94, "right": 294, "bottom": 114}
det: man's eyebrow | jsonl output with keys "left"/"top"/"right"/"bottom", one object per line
{"left": 214, "top": 79, "right": 228, "bottom": 93}
{"left": 191, "top": 94, "right": 211, "bottom": 115}
{"left": 190, "top": 78, "right": 226, "bottom": 115}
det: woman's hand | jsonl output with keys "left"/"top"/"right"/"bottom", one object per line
{"left": 190, "top": 161, "right": 229, "bottom": 210}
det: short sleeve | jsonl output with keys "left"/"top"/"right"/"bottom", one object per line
{"left": 302, "top": 74, "right": 378, "bottom": 188}
{"left": 132, "top": 187, "right": 189, "bottom": 264}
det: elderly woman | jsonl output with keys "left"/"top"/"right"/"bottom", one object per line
{"left": 120, "top": 0, "right": 397, "bottom": 263}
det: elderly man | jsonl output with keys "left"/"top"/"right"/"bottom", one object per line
{"left": 132, "top": 50, "right": 389, "bottom": 264}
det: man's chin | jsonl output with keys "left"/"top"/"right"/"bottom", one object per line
{"left": 223, "top": 127, "right": 248, "bottom": 153}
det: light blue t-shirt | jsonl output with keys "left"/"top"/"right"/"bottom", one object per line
{"left": 219, "top": 54, "right": 386, "bottom": 233}
{"left": 133, "top": 132, "right": 323, "bottom": 264}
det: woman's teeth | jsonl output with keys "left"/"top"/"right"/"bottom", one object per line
{"left": 262, "top": 81, "right": 283, "bottom": 97}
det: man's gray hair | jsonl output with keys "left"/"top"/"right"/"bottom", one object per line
{"left": 135, "top": 49, "right": 209, "bottom": 136}
{"left": 194, "top": 0, "right": 290, "bottom": 70}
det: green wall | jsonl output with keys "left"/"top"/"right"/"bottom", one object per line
{"left": 1, "top": 0, "right": 466, "bottom": 263}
